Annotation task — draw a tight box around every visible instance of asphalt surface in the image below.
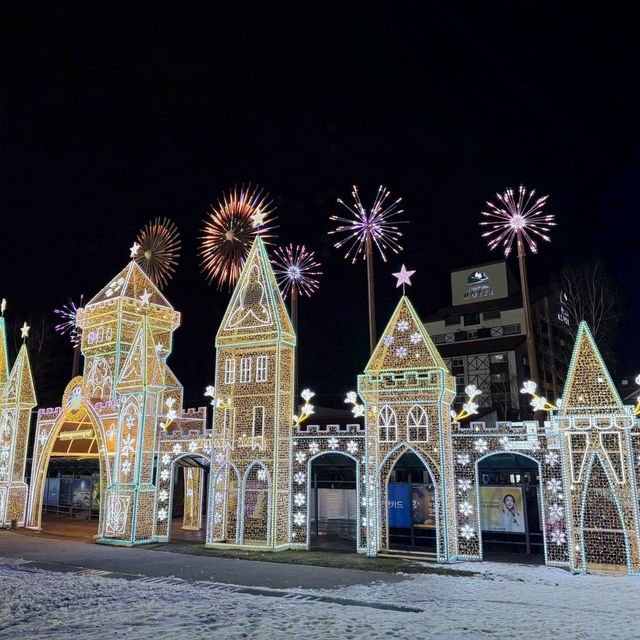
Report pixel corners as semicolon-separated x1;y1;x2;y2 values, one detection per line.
0;531;405;589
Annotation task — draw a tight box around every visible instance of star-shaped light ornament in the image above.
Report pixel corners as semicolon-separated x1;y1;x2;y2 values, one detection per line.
251;207;267;228
130;242;141;258
20;322;30;341
140;289;152;306
392;264;415;292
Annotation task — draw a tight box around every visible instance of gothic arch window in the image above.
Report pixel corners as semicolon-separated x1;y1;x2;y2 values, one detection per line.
87;357;112;399
377;405;397;443
407;405;428;442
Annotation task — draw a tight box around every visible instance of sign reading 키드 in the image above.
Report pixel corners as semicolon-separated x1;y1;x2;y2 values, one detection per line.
387;483;411;527
451;262;509;306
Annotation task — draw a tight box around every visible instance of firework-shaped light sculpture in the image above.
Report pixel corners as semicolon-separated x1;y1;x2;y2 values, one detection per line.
481;185;556;386
272;243;322;399
54;296;84;377
135;217;182;290
330;185;407;354
199;184;278;290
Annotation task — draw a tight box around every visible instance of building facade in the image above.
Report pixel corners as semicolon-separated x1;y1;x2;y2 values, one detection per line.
423;260;564;420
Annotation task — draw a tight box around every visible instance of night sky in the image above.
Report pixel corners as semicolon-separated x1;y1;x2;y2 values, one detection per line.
1;3;638;409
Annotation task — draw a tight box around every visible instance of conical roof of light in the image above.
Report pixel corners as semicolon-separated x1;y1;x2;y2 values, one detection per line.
559;321;623;415
364;295;447;375
1;343;36;406
216;236;295;347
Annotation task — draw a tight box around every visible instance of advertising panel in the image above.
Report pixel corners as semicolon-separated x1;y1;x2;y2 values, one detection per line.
479;486;525;533
451;262;509;306
411;484;436;528
387;484;411;527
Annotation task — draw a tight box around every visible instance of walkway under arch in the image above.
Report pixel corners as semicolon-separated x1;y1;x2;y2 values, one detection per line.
475;452;544;562
26;399;111;538
307;451;358;551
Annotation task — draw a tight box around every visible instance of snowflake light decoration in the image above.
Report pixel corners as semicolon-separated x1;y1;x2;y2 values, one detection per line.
460;524;475;540
480;185;555;257
199;184;278;290
271;244;322;299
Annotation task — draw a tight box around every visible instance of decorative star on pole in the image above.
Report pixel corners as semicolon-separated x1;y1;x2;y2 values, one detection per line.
251;207;267;228
130;242;141;258
392;264;415;293
20;322;30;341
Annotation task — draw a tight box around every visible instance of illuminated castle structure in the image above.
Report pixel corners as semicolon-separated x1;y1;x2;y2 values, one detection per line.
25;258;207;544
205;237;295;549
5;236;640;574
0;317;37;527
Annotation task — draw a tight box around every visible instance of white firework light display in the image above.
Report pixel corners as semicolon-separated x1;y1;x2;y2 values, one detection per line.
480;185;556;387
330;184;408;354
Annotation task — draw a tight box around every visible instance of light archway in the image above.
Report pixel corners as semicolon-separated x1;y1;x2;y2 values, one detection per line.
240;461;271;546
579;452;632;572
377;443;441;558
27;398;111;535
306;451;360;551
211;461;241;543
474;451;545;561
163;453;211;542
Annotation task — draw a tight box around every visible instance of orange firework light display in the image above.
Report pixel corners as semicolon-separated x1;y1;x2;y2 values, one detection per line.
199;184;278;290
135;217;182;290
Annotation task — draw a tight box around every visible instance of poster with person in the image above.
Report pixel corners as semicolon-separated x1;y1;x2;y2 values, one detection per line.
480;486;525;533
411;484;436;528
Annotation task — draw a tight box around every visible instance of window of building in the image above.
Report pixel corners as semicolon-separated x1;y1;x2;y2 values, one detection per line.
240;357;252;383
432;334;446;344
490;353;506;363
444;315;460;326
224;358;236;384
502;323;521;335
463;313;480;326
256;355;268;382
377;405;397;443
407;405;428;442
222;407;236;446
483;310;501;321
252;406;265;446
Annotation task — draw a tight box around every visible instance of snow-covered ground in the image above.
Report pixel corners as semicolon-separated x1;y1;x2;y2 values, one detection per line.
0;561;637;639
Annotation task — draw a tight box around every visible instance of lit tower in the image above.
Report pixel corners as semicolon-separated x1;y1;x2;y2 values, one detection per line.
0;321;37;527
77;254;182;544
206;236;295;550
553;322;640;573
357;289;457;560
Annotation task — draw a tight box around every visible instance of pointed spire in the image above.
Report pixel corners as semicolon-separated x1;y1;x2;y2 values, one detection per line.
365;295;447;375
0;317;9;391
116;317;166;392
87;261;172;309
216;236;295;346
1;343;36;406
560;321;622;413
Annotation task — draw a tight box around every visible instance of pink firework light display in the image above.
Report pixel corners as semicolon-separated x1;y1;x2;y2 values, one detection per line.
271;243;322;400
480;185;556;391
330;185;407;354
54;295;84;378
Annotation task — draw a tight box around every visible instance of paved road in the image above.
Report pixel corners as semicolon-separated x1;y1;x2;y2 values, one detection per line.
0;531;404;590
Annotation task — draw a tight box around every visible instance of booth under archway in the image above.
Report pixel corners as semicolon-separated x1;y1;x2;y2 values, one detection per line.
477;452;543;561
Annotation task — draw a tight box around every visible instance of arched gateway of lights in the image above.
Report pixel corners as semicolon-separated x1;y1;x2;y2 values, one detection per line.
1;236;639;573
